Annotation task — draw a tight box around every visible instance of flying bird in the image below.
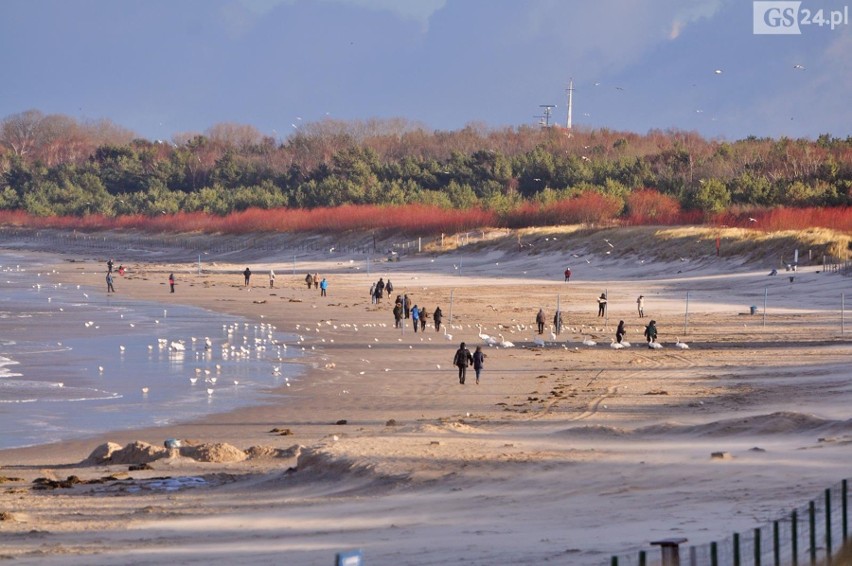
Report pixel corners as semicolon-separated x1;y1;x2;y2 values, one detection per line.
793;64;805;70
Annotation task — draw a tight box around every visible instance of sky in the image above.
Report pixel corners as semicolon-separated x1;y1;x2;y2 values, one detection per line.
2;0;850;142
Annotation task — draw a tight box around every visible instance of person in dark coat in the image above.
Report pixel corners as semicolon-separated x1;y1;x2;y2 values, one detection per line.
536;308;546;334
393;300;403;328
168;273;175;293
453;342;473;385
243;267;251;287
419;306;428;332
553;310;563;335
385;280;393;298
433;306;443;332
644;320;658;347
597;293;607;317
107;258;114;273
403;294;410;319
375;278;385;302
305;273;314;289
616;320;626;344
564;268;571;282
473;345;486;385
106;272;115;293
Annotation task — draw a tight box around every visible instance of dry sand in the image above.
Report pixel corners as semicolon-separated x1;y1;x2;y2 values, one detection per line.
0;237;850;565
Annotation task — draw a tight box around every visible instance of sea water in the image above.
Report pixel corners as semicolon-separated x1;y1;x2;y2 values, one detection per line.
0;251;302;450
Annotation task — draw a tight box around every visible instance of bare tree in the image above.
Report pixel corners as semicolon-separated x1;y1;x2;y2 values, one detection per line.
1;109;44;157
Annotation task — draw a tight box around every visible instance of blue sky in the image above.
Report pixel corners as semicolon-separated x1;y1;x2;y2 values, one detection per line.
2;0;850;142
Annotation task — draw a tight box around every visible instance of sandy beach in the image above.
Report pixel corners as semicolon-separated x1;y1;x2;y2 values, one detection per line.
1;232;850;565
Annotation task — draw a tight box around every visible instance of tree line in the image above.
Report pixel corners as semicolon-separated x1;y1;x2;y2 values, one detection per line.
1;109;850;219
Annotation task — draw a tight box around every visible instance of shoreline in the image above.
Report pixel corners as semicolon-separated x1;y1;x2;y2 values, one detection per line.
1;244;851;565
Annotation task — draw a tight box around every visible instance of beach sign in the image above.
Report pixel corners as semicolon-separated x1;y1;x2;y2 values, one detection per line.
335;549;363;566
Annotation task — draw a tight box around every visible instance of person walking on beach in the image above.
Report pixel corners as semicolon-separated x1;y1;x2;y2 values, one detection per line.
375;278;385;302
385;279;393;298
168;273;175;293
369;283;376;304
433;306;443;332
536;308;546;334
107;258;114;273
393;300;403;328
411;305;420;333
313;273;319;289
305;273;314;289
564;267;571;282
403;295;411;319
106;272;115;293
269;269;275;289
644;320;658;347
616;320;626;344
319;277;328;297
636;295;645;318
243;267;251;287
597;293;607;317
553;310;563;335
453;342;473;385
473;345;486;385
419;306;428;332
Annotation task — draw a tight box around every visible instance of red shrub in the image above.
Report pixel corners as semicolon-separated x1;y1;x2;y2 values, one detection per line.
624;189;682;225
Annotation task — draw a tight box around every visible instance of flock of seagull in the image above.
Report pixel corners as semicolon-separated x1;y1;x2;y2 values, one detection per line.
471;322;688;351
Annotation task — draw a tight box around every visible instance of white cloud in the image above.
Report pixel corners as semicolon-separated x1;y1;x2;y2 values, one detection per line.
235;0;446;25
670;0;725;38
338;0;447;24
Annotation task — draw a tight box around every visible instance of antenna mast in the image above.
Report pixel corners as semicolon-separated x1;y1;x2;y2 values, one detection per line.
566;77;574;130
539;104;556;128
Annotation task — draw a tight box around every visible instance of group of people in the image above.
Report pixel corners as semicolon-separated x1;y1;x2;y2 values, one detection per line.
391;295;435;333
370;278;393;304
104;258;124;292
614;319;658;348
304;273;328;296
530;293;657;347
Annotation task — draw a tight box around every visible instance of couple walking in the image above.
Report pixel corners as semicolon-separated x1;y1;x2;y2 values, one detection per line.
453;342;485;385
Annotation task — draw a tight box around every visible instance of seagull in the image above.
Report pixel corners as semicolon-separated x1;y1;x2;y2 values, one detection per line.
749;217;758;223
714;69;723;74
207;388;214;395
793;64;805;70
141;387;149;394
